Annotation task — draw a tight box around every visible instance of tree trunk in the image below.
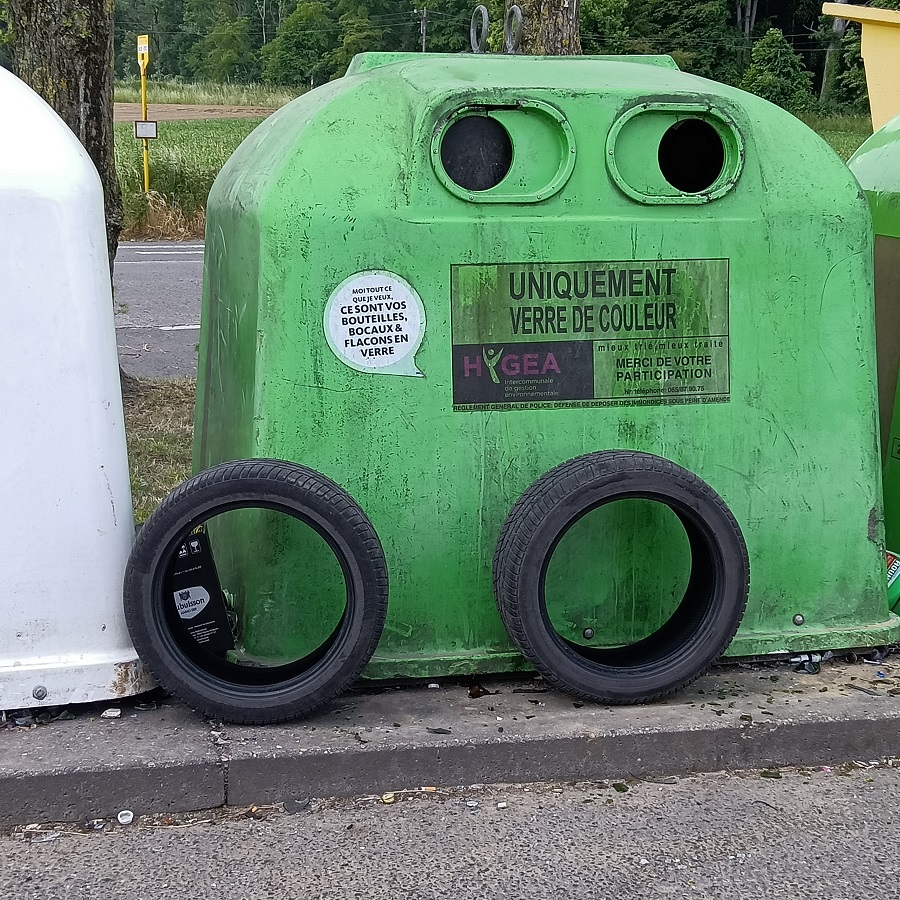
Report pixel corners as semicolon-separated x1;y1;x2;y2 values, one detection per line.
820;0;849;104
820;40;840;104
7;0;123;276
7;0;139;394
517;0;582;55
737;0;757;37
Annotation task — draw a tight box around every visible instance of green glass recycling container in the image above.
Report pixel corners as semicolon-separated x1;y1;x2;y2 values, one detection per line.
194;53;900;678
851;111;900;616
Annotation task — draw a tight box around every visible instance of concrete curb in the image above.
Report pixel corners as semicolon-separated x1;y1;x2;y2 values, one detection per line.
0;707;223;825
225;716;900;807
2;660;899;825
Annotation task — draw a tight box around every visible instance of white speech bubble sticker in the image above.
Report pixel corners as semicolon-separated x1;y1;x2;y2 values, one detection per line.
324;271;425;377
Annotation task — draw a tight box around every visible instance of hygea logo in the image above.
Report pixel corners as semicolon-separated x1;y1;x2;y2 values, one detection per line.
174;586;211;620
463;347;562;384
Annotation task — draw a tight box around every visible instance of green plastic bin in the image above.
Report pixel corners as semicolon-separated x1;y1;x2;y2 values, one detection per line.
850;112;900;615
194;53;900;679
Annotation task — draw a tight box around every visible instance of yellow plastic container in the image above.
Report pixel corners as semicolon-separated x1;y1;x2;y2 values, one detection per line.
823;3;900;130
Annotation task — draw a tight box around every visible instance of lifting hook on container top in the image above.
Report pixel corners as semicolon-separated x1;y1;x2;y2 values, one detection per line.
470;5;523;54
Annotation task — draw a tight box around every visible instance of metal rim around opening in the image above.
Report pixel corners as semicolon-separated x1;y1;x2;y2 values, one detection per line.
605;102;745;205
431;99;576;204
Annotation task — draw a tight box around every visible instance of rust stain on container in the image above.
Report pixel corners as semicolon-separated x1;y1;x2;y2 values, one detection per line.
110;659;154;697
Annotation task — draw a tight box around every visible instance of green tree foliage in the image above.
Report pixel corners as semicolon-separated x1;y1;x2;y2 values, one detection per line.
262;0;335;85
425;0;477;53
580;0;748;83
327;0;418;72
835;26;867;112
579;0;631;55
111;0;864;110
115;0;200;76
740;27;814;113
188;15;260;79
326;8;385;73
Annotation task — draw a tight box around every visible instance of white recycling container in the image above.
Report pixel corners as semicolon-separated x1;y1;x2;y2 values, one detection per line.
0;68;152;708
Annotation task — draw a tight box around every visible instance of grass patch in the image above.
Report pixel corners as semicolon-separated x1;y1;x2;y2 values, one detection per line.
802;114;873;161
115;119;262;238
115;78;299;108
124;378;196;522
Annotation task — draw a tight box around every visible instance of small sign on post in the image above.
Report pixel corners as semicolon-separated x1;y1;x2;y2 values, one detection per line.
136;34;152;194
134;121;158;140
137;34;150;71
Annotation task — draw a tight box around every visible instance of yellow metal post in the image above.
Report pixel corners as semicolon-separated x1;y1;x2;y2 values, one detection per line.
823;4;900;130
137;34;151;194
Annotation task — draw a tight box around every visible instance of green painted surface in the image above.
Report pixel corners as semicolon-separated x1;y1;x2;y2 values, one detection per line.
851;117;900;556
544;499;690;650
885;323;900;552
849;113;900;240
207;509;346;665
195;53;899;677
345;53;682;77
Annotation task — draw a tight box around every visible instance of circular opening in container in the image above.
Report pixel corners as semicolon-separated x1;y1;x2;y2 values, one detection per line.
658;118;725;194
160;505;350;686
543;498;692;654
440;115;513;192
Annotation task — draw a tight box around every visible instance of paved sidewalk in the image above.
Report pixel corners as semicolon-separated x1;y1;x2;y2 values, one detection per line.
1;658;898;826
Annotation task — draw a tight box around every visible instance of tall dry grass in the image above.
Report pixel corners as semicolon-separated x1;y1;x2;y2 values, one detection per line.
121;192;206;241
115;119;262;239
123;378;196;522
115;77;299;108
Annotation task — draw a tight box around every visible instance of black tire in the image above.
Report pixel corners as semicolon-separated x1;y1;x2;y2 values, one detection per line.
123;459;388;724
493;451;749;704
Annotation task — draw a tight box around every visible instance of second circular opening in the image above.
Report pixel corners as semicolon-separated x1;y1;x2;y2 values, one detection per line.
543;498;694;652
658;118;726;194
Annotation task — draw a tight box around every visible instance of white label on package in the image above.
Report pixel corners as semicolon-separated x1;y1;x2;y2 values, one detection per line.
324;271;425;377
173;586;211;620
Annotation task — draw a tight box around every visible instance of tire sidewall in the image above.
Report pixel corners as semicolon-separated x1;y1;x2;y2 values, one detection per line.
496;453;749;701
124;462;387;721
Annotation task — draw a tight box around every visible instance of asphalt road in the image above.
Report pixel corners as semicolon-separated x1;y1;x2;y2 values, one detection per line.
115;241;204;379
3;766;898;900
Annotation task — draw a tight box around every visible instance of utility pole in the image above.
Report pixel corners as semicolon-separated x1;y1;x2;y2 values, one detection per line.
415;6;428;51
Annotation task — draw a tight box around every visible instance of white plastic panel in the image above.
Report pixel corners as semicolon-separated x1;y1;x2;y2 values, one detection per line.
0;68;153;708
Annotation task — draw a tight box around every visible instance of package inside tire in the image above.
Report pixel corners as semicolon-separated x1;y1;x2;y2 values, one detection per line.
164;528;235;655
